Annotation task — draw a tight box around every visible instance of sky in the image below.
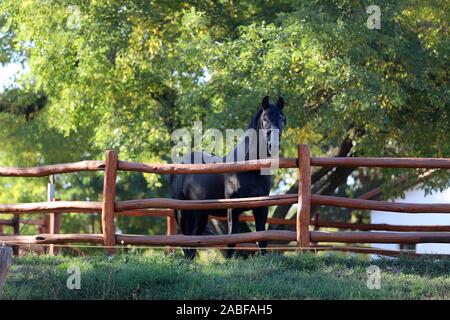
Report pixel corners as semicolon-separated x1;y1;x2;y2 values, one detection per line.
0;62;27;91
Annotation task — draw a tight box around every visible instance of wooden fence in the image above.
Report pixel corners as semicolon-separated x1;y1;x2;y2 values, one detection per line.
1;144;450;257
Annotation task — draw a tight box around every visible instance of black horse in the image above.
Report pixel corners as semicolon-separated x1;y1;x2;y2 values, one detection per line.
171;96;286;258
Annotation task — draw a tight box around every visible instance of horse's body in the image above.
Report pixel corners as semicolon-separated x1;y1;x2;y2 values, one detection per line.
171;96;285;258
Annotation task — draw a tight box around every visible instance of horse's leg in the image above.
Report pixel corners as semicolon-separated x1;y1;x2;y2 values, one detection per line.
181;214;207;259
226;209;240;259
194;214;209;236
180;210;197;259
184;213;209;259
253;207;269;255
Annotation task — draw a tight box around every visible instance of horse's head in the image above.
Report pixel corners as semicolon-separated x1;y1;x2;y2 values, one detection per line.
255;96;286;157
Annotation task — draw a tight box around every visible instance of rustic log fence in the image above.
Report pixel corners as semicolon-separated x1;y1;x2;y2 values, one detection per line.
1;144;450;257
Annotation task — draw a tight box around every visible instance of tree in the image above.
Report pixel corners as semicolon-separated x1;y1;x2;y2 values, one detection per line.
0;0;448;236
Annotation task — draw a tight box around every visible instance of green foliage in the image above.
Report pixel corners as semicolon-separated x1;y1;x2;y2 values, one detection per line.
5;1;447;158
0;1;448;232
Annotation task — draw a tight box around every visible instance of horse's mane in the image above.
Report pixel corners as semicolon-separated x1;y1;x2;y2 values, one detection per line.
224;108;264;162
246;108;263;130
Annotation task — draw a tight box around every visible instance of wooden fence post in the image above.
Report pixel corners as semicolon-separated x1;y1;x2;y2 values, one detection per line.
12;215;20;256
48;211;61;255
0;246;12;299
43;214;51;254
102;150;118;255
296;144;311;250
166;212;177;253
47;176;58;255
167;214;177;236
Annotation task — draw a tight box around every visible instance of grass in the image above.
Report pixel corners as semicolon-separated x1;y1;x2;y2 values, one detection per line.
3;249;450;300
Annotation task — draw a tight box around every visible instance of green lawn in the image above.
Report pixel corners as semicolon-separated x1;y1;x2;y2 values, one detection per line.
3;250;450;300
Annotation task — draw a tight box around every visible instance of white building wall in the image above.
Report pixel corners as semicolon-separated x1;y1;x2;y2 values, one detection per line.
371;186;450;254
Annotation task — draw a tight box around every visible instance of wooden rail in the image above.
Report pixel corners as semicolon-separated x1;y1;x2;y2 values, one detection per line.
310;231;450;243
115;194;297;211
1;145;450;257
118;158;297;174
212;215;450;232
311;195;450;213
0;231;294;245
211;215;296;225
1;194;449;215
5;210;447;232
116;209;173;217
0;201;102;213
3;230;450;246
314;220;450;232
310;157;450;169
0;160;105;177
2;156;450;178
0;219;13;226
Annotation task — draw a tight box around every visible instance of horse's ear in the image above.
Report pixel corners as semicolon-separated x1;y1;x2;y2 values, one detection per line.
262;96;270;110
277;96;284;110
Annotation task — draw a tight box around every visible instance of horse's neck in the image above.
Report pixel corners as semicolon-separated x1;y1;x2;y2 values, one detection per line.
224;129;268;162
